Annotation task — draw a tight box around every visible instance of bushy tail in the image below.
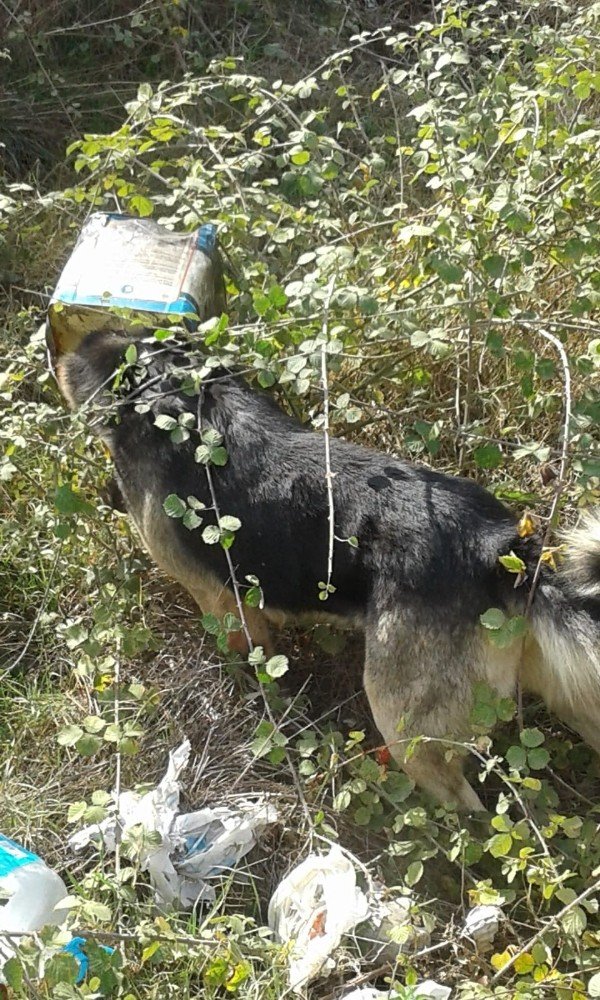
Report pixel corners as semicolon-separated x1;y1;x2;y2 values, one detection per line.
522;510;600;717
561;509;600;599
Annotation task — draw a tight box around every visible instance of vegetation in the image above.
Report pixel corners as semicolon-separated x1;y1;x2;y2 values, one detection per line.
1;0;600;997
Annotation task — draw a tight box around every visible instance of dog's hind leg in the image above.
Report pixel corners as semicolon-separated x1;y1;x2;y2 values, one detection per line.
363;609;520;811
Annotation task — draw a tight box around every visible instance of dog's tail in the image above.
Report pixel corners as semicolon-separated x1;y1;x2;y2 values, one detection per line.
561;509;600;599
523;509;600;719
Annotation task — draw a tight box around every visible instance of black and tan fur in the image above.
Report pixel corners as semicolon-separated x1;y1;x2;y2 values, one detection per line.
55;329;600;810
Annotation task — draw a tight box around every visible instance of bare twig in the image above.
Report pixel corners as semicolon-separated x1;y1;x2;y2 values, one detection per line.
523;325;572;616
320;274;337;600
195;393;312;826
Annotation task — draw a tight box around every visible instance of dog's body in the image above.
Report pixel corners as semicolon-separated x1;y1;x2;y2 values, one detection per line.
57;330;600;809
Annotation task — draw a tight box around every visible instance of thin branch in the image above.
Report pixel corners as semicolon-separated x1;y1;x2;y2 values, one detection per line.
320;274;337;600
522;325;572;616
195;394;312;826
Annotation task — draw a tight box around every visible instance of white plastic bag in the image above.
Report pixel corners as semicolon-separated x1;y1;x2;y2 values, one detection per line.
69;740;278;908
340;982;450;1000
268;844;369;992
462;904;503;949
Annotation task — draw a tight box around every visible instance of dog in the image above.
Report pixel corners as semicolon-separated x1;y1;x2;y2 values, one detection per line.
53;328;600;810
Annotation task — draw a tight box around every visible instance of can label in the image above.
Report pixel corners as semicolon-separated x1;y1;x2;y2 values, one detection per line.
0;834;39;878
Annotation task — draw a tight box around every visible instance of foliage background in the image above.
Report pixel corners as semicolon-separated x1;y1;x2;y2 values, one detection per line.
1;0;600;997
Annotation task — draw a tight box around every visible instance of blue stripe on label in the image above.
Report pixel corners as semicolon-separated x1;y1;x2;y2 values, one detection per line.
51;293;200;316
0;835;39;877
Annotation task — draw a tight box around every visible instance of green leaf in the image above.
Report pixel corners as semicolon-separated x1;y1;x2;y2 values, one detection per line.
505;745;527;770
561;905;587;937
487;833;513;858
354;806;372;826
76;734;102;757
405;860;424;886
248;646;266;667
429;254;464;284
245;586;262;608
202;524;221;545
201;613;221;634
520;727;544;748
480;608;506;630
170;426;190;444
129;194;154;217
182;509;203;530
219;515;241;532
67;800;87;823
474;443;503;469
499;552;526;573
44;952;79;989
3;958;24;990
83;715;107;734
155;414;178;431
291;150;310;165
527;747;550;770
83;899;112;923
124;344;138;365
266;654;289;678
258;370;276;388
483;254;506;279
211;446;228;466
58;724;84;747
55;485;94;517
163;494;186;518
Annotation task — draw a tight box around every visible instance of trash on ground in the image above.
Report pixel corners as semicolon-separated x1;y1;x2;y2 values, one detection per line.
268;843;370;993
69;739;279;908
340;983;450;1000
0;833;69;971
462;904;503;950
360;882;431;961
339;990;390;1000
414;982;452;1000
63;936;114;985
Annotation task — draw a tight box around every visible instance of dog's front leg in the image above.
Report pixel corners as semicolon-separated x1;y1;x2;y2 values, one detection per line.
190;581;274;658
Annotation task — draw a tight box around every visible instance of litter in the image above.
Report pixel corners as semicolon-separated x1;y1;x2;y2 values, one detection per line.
361;883;431;960
0;833;69;973
462;904;503;950
268;844;369;993
340;990;391;1000
414;982;452;1000
339;982;450;1000
69;739;279;908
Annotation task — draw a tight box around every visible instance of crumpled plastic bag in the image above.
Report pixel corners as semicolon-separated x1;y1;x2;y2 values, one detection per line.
340;982;451;1000
462;904;503;949
340;990;390;1000
268;844;369;992
68;740;279;908
413;983;452;1000
362;883;431;959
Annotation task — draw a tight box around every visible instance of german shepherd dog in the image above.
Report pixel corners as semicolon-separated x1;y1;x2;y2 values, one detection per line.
54;329;600;810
